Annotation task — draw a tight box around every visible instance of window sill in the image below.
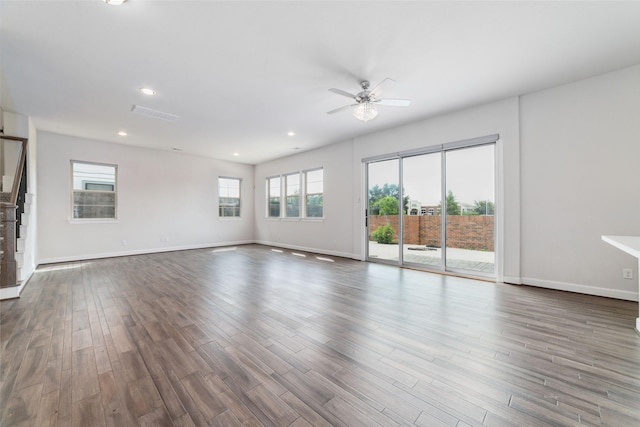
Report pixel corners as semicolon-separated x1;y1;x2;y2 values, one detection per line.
218;217;242;220
264;217;324;222
68;219;119;224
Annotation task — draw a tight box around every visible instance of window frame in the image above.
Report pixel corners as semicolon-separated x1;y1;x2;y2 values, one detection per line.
265;167;323;220
266;175;282;218
70;160;118;221
304;167;324;219
284;172;301;218
218;176;242;218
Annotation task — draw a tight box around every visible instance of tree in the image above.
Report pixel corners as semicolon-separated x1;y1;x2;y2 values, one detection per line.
438;190;460;215
376;196;400;215
368;183;409;215
473;200;495;215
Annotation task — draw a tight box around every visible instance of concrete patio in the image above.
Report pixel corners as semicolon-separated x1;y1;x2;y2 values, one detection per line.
368;242;495;274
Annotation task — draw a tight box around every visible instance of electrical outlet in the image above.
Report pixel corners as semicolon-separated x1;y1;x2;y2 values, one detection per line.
622;268;633;279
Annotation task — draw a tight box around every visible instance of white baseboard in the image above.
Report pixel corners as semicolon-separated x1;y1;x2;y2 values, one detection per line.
0;267;34;300
254;240;359;260
502;275;522;285
0;282;25;299
521;276;638;302
37;240;255;265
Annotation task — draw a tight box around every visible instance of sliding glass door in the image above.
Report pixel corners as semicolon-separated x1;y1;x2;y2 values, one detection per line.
402;153;442;269
365;137;496;278
444;144;495;275
367;159;400;263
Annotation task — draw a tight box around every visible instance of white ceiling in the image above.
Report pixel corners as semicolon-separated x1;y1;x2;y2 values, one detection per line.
1;1;639;164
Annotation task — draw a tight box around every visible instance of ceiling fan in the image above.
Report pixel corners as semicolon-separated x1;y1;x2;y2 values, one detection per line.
327;78;411;122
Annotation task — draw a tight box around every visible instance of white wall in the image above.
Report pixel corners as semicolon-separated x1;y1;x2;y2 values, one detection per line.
1;110;29;138
254;97;521;283
37;132;255;263
520;65;640;301
1;138;21;192
254;141;356;258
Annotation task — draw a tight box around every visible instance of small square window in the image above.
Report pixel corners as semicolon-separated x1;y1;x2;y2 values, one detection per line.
71;161;117;219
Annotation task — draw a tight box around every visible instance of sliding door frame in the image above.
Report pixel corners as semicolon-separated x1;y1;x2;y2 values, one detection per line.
364;134;499;278
364;158;403;265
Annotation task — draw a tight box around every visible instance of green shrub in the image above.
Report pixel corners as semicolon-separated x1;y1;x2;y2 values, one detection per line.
372;224;395;244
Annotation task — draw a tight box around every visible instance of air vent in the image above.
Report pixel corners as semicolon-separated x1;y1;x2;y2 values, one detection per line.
131;105;179;122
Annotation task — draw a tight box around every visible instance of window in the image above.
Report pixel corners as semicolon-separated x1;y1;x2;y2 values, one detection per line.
285;173;300;217
267;176;281;217
218;177;241;217
305;168;323;217
72;161;117;219
85;182;114;191
265;167;323;219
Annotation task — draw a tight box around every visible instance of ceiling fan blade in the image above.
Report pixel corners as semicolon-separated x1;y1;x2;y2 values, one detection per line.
375;98;411;107
328;88;357;99
326;104;357;115
369;78;396;98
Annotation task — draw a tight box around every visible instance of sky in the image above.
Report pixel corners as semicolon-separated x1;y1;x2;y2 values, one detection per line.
368;144;494;206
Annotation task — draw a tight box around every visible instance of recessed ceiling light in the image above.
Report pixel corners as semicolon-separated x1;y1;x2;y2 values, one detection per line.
172;148;182;151
103;0;127;5
139;87;156;96
117;131;127;136
287;131;295;136
233;153;239;157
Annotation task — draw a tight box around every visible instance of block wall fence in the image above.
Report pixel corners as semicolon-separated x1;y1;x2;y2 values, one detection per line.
369;215;495;251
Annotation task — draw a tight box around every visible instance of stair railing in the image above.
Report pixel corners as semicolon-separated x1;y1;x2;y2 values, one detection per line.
1;135;28;289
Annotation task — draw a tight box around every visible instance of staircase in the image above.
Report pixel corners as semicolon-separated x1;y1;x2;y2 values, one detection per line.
0;135;29;298
14;193;33;283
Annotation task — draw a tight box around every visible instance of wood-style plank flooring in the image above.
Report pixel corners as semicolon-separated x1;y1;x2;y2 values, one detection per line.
1;244;639;426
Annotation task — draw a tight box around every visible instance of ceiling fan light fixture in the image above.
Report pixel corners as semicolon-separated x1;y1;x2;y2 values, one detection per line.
353;102;378;122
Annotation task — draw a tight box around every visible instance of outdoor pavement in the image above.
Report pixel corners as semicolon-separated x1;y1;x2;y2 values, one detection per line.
368;242;495;274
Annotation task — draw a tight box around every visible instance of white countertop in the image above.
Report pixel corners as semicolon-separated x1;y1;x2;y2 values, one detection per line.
602;235;640;259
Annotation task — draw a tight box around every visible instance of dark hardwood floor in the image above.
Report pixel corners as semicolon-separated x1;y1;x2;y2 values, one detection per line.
1;244;639;426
